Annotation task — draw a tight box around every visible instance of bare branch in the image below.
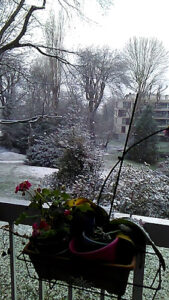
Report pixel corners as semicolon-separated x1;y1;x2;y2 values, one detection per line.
0;0;25;42
0;114;61;125
0;1;46;55
17;43;76;66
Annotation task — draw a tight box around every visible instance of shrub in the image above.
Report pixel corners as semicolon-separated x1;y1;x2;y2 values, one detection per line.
26;134;62;167
127;105;159;164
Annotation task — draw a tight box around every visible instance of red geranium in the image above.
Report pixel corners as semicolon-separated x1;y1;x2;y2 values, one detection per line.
15;180;32;195
64;209;71;216
39;220;51;231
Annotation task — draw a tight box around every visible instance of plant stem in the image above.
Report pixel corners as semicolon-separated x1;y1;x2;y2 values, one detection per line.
108;92;140;218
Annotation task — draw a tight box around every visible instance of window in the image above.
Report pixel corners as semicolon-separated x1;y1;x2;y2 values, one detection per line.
123;102;131;109
156;119;168;125
118;110;126;117
122;118;130;125
154;111;168;117
121;126;126;133
155;103;168;109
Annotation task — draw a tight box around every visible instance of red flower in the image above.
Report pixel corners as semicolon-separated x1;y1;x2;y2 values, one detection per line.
39;220;50;231
32;223;39;237
15;181;32;194
64;209;71;216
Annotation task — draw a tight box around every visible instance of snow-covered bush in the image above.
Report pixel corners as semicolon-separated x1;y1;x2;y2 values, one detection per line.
26;133;62;167
100;163;169;219
157;158;169;177
42;101;103;193
45;134;103;196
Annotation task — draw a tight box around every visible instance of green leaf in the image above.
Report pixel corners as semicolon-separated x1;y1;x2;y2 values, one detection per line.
110;218;166;271
15;212;40;225
15;212;28;225
60;192;70;201
76;203;94;213
41;188;51;197
29;202;40;209
51;190;60;198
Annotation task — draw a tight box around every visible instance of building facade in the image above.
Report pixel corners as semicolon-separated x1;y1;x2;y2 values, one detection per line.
114;93;169;139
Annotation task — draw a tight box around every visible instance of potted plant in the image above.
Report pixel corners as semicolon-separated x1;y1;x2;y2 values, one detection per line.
15;182;165;296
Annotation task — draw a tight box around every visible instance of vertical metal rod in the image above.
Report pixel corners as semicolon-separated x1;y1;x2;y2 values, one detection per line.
100;289;105;300
9;222;17;300
68;284;72;300
39;279;44;300
132;247;146;300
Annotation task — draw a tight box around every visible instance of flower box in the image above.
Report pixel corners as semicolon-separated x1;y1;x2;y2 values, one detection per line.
14;182;165;297
23;242;136;296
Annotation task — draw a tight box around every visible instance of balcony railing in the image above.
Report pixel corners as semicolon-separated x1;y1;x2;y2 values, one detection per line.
0;198;168;300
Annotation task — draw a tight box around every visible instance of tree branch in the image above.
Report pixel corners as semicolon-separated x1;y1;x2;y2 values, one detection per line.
0;114;61;125
17;43;75;65
0;1;46;55
0;0;25;42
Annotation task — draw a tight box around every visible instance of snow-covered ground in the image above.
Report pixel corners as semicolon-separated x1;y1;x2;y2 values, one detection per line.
0;150;57;199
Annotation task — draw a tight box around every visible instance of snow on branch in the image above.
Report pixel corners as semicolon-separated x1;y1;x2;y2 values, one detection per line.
0;114;61;125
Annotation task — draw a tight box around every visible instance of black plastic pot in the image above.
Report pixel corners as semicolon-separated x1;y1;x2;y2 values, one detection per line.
23;242;136;296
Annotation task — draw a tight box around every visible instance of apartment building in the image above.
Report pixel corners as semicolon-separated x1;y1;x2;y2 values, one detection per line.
114;93;169;139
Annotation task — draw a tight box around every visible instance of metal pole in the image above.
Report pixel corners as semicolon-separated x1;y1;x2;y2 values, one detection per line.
9;222;17;300
68;284;72;300
132;247;146;299
100;289;105;300
39;280;44;300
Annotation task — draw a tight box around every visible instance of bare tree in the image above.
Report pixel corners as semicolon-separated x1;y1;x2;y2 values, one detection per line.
0;52;28;118
76;47;127;139
123;37;169;96
44;11;65;111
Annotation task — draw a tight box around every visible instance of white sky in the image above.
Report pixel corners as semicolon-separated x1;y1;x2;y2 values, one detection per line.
65;0;169;50
63;0;169;91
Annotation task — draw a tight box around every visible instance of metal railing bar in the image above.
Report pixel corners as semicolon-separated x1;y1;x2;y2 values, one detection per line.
100;289;105;300
39;280;44;300
9;222;17;300
68;284;72;300
132;247;146;300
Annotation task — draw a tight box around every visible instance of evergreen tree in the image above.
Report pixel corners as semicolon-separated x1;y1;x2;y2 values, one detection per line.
127;106;159;164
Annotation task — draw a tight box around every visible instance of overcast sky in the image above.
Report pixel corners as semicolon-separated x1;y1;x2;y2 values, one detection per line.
64;0;169;91
65;0;169;50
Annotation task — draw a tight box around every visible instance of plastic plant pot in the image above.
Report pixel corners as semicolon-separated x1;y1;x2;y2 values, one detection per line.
69;236;119;262
77;231;108;251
